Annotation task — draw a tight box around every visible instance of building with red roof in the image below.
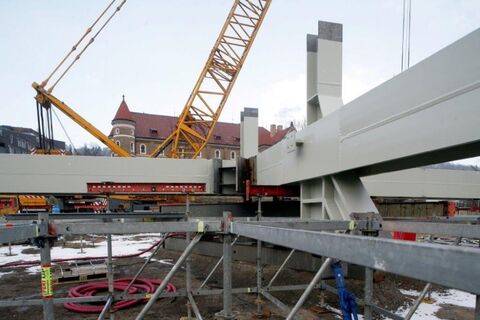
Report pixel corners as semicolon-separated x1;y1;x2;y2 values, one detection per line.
109;97;294;159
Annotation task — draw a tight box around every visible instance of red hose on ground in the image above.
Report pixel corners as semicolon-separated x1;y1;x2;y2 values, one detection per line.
0;232;186;268
64;277;176;313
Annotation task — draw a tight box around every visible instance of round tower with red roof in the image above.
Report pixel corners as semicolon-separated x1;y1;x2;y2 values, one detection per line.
110;95;136;155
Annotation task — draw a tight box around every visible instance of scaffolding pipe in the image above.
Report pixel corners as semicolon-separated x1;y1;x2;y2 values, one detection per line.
261;291;292;316
188;292;203;320
285;257;333;320
106;234;114;320
364;267;373;320
39;213;55;320
97;296;113;320
185;195;192;319
197;236;239;290
404;283;432;320
123;234;166;294
135;233;202;320
222;233;234;318
256;197;263;315
475;295;480;320
267;249;296;288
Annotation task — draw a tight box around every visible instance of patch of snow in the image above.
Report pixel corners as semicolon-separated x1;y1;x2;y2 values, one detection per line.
0;270;14;278
0;233;164;275
150;258;174;266
25;266;40;275
396;289;475;319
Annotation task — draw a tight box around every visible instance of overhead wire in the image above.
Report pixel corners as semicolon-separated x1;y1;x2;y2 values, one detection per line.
401;0;412;71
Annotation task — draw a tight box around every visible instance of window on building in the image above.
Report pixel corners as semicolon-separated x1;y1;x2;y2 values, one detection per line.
115;128;120;134
116;140;120;146
215;149;221;159
130;142;134;152
230;151;236;160
140;143;146;155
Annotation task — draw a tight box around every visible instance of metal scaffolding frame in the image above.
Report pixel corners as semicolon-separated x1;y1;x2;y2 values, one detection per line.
0;211;478;319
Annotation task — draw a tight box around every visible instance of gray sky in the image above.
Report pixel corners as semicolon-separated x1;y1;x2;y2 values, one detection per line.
1;0;479;163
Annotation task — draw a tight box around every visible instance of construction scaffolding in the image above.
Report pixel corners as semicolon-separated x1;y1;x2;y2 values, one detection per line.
0;208;478;319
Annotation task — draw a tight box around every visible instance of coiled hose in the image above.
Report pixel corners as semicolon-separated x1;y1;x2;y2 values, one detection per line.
64;277;176;313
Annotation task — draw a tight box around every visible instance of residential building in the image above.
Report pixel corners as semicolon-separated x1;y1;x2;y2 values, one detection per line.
0;125;65;154
109;98;294;158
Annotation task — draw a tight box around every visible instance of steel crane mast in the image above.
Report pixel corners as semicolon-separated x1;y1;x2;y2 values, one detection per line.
149;0;272;158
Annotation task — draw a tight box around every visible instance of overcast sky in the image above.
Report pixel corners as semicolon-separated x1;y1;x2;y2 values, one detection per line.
1;0;479;163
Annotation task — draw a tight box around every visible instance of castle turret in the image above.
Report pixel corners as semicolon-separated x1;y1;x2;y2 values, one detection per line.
110;95;136;155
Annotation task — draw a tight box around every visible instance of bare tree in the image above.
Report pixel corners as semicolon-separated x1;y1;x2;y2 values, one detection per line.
76;143;110;156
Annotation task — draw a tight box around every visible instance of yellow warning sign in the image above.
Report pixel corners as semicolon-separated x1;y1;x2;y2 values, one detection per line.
41;265;53;298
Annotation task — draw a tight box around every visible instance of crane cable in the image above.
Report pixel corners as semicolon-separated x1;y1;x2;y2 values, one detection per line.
43;0;128;93
52;108;78;155
41;0;117;88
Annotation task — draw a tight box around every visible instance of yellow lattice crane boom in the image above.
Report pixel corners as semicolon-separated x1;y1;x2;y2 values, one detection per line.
149;0;272;158
32;0;270;158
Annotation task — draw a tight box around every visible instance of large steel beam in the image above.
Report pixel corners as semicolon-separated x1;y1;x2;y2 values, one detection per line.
54;221;221;235
257;29;480;185
382;220;480;239
230;222;480;294
0;154;215;194
1;155;479;200
363;168;480;200
0;224;42;243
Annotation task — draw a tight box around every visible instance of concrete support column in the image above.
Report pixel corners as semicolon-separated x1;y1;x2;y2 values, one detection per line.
240;108;258;159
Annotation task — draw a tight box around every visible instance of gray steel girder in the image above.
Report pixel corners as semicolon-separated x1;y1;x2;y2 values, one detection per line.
230;222;480;294
257;28;480;185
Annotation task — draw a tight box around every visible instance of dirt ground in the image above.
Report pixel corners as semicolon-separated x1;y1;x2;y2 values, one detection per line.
0;241;475;320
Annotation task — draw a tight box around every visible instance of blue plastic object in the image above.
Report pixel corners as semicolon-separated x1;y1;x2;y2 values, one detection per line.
331;261;358;320
52;205;60;214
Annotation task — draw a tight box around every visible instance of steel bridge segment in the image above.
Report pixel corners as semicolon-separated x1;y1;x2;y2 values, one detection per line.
362;167;480;200
230;222;480;294
1;154;480;199
0;224;42;243
0;154;215;194
257;28;480;186
4;213;185;221
54;221;222;235
381;220;480;239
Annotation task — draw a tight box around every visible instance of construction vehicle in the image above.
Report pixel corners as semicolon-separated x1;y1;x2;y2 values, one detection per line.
33;0;271;159
0;195;50;214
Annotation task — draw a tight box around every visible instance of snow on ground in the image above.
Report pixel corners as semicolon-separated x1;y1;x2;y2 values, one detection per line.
396;288;476;319
0;233;163;276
